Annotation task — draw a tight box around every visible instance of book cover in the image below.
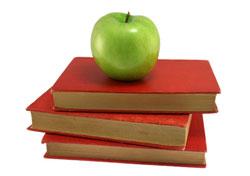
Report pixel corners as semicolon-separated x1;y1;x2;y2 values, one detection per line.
52;57;220;93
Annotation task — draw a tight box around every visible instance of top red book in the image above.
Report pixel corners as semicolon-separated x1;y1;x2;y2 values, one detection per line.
52;57;220;113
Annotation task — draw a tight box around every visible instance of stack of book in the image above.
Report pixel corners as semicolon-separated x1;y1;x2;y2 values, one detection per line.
27;57;220;167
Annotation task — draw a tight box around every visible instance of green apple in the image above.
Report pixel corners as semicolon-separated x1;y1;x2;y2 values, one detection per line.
91;12;160;81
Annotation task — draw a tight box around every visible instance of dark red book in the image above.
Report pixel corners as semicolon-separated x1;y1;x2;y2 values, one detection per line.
43;114;206;167
52;57;220;113
27;90;191;149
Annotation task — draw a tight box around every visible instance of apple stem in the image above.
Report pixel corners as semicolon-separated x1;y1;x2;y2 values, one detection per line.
125;11;130;23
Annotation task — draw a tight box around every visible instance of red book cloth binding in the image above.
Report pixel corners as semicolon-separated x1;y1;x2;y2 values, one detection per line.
52;57;220;94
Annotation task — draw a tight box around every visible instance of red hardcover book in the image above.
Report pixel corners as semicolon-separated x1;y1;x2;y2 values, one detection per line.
43;114;206;167
51;57;220;113
27;90;191;149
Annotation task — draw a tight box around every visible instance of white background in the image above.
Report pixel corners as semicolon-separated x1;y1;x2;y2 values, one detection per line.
0;0;249;175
